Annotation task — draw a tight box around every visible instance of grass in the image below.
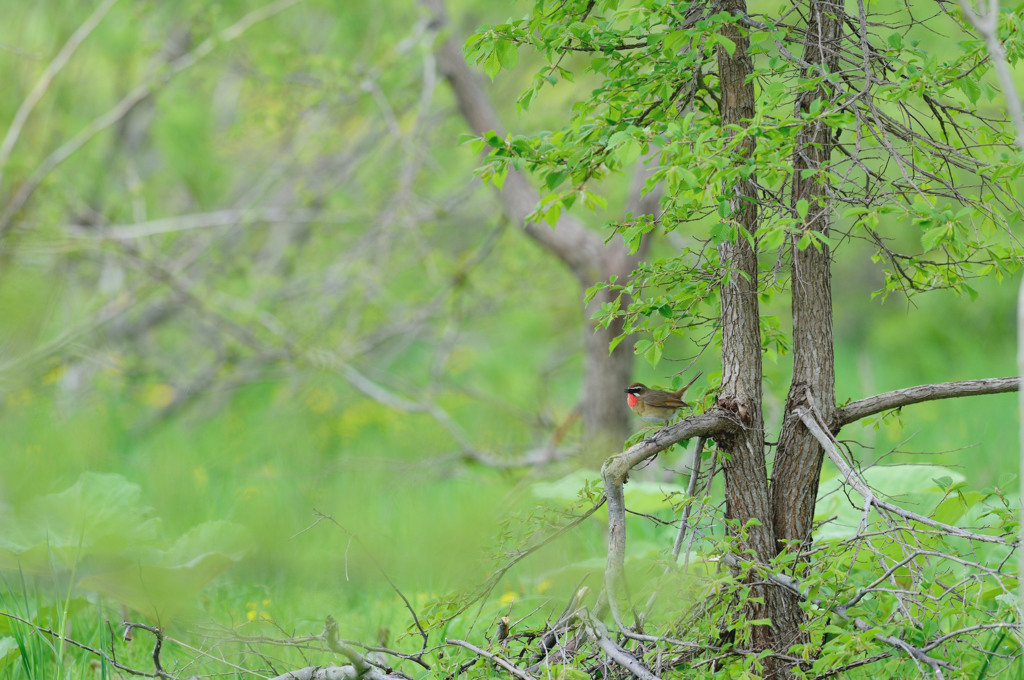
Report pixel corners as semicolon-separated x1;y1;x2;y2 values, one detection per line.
0;271;1019;678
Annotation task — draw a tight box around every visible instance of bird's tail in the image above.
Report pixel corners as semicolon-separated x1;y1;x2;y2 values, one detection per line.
673;371;703;399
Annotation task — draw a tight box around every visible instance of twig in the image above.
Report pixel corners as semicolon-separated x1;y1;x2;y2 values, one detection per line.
310;512;430;653
0;611;168;678
445;638;536;680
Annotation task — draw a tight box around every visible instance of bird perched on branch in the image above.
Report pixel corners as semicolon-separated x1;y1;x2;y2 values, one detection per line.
625;373;702;424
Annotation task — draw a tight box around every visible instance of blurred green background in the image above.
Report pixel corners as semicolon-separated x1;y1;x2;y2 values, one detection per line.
0;0;1018;676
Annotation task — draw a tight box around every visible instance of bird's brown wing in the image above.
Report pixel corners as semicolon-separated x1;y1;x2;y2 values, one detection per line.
660;397;689;408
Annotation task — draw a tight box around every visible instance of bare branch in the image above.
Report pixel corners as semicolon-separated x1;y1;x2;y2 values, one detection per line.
834;377;1019;429
799;397;1014;545
0;0;120;187
579;611;662;680
445;638;536;680
0;611;169;678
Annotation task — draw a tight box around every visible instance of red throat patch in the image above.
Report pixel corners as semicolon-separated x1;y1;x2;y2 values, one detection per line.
627;394;638;408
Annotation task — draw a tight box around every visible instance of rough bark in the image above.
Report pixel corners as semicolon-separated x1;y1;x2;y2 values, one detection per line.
768;0;843;651
425;0;645;453
713;2;792;670
771;0;842;550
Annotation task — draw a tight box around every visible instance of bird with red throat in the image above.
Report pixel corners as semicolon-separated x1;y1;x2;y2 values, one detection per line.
624;373;702;424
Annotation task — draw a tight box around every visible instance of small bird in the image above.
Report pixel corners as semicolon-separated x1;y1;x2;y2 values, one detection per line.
625;373;702;424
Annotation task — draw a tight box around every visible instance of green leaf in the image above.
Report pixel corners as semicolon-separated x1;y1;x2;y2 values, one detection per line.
545;170;568;189
495;40;518;69
796;199;810;220
644;341;662;367
921;226;946;251
483;50;502;80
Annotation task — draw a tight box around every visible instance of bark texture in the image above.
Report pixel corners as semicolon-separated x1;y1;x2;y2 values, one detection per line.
713;2;792;670
770;0;842;555
766;0;843;652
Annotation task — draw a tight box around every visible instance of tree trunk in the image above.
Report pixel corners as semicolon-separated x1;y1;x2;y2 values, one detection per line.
583;268;636;456
769;0;842;648
425;4;640;454
713;3;794;671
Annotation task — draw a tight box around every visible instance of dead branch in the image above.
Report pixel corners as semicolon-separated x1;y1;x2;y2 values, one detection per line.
0;611;167;678
579;611;662;680
445;638;536;680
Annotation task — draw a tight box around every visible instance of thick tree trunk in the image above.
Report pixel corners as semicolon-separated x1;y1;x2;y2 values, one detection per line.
769;0;842;652
713;3;794;672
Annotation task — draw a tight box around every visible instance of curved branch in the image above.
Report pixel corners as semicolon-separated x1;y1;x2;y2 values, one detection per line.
834;377;1019;430
601;409;738;623
421;0;628;284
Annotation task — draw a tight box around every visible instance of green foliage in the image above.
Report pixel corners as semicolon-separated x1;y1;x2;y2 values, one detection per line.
0;0;1021;677
468;0;1024;360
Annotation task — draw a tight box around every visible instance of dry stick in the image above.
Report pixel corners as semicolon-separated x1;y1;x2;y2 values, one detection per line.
0;611;170;679
121;623;170;678
797;400;1014;546
445;638;536;680
578;610;662;680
